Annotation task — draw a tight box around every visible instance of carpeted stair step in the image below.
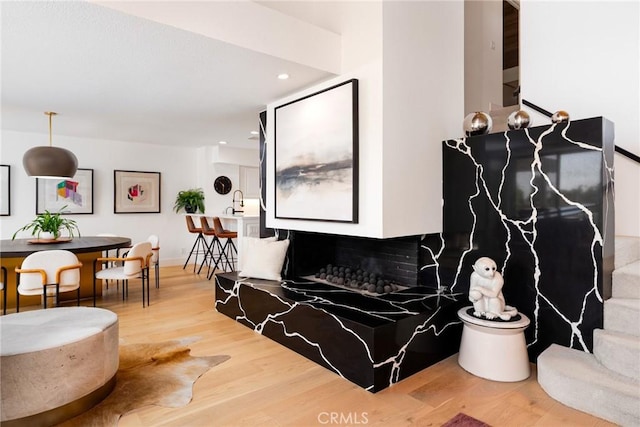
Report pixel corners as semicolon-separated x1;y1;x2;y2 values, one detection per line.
613;260;640;299
537;343;640;426
593;329;640;381
616;236;640;269
604;298;640;337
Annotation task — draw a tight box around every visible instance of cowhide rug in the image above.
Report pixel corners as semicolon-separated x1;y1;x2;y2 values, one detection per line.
59;337;229;426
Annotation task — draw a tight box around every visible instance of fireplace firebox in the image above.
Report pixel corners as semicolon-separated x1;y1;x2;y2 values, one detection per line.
285;231;421;288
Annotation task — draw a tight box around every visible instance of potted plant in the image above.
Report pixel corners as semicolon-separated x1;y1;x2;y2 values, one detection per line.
12;206;81;240
174;188;205;214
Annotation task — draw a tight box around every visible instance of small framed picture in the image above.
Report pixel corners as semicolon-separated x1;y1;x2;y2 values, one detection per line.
36;168;94;214
0;165;10;216
114;170;161;214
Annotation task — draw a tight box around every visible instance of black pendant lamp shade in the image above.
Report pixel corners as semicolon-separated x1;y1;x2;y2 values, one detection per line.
23;112;78;179
23;146;78;179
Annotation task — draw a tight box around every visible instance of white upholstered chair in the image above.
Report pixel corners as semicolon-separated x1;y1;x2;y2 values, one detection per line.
147;234;160;288
15;250;82;312
96;233;120;289
93;241;152;307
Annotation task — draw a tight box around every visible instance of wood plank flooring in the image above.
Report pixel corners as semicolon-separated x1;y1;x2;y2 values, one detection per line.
92;266;614;426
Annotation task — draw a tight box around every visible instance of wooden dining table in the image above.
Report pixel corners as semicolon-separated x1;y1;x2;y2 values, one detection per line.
0;236;132;310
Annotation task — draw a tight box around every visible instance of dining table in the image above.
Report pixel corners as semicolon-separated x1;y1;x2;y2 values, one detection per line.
0;236;132;310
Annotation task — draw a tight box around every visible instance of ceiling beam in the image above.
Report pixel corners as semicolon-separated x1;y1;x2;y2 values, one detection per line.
90;1;342;74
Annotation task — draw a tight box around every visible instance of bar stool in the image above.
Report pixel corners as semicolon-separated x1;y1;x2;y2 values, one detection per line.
198;217;226;279
212;217;238;277
183;215;208;272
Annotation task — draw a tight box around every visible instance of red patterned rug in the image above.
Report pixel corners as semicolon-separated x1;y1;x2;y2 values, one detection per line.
441;412;491;427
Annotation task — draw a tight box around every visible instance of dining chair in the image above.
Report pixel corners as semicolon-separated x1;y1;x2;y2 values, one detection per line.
93;241;153;307
147;234;160;288
1;266;7;315
97;233;120;290
15;250;82;312
183;215;208;272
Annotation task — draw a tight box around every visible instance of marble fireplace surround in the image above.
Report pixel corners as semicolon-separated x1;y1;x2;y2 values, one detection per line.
429;116;615;359
215;272;465;392
232;115;615;391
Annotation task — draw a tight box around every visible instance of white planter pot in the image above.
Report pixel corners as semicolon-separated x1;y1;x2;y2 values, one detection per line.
40;231;56;240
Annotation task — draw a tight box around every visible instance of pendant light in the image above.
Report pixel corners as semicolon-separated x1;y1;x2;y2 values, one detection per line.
23;112;78;179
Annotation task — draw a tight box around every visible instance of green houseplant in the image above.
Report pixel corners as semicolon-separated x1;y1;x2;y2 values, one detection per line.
12;206;81;240
174;188;205;214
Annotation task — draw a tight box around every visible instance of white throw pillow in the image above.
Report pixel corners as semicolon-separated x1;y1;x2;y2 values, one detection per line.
238;237;289;281
237;236;277;272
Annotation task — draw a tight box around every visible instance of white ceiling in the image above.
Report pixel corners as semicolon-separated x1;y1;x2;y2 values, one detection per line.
0;1;340;149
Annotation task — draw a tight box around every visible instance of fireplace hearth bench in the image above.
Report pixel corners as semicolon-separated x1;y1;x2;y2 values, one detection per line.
215;272;465;392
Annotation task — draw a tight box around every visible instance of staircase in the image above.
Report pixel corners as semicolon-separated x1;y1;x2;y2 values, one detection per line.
537;236;640;426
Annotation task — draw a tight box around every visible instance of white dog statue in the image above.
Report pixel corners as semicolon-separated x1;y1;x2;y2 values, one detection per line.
469;257;518;320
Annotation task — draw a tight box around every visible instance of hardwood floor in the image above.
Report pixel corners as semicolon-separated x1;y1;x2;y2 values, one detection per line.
94;266;613;427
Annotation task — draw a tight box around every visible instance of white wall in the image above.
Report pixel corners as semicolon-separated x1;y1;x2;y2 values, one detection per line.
196;145;260;216
382;1;464;236
464;0;504;114
266;64;385;237
265;2;384;237
266;1;464;238
0;130;201;264
520;0;640;237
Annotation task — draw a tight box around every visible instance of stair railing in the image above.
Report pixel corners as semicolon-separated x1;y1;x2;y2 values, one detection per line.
522;98;640;166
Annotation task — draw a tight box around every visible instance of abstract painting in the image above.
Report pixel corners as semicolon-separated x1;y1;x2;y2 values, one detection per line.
274;79;358;222
36;168;93;214
114;170;161;214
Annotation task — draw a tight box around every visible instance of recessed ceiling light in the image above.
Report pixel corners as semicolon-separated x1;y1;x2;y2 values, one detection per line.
250;131;259;135
277;73;290;80
219;140;227;145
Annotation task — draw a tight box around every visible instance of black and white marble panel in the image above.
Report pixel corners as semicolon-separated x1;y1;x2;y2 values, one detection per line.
421;117;615;359
215;272;465;392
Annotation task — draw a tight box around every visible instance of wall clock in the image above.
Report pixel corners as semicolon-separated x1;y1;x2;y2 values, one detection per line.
214;176;232;195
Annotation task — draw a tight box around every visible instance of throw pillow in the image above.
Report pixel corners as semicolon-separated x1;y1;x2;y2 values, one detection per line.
237;236;277;272
238;237;289;281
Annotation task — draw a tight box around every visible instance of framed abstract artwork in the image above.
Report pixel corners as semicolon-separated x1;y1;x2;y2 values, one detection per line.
274;79;359;223
0;165;10;216
114;170;161;214
36;168;93;214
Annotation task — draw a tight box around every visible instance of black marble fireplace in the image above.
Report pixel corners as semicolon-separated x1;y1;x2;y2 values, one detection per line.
286;232;420;288
422;116;615;359
215;114;614;392
215;272;464;392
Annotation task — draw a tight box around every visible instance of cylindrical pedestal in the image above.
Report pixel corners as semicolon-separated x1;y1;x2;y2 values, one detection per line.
457;307;531;382
1;307;119;425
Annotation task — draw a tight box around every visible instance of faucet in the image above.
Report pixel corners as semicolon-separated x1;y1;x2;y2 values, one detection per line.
232;190;244;214
224;206;234;215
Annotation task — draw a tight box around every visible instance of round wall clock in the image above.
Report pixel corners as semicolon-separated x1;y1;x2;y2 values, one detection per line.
214;176;232;195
